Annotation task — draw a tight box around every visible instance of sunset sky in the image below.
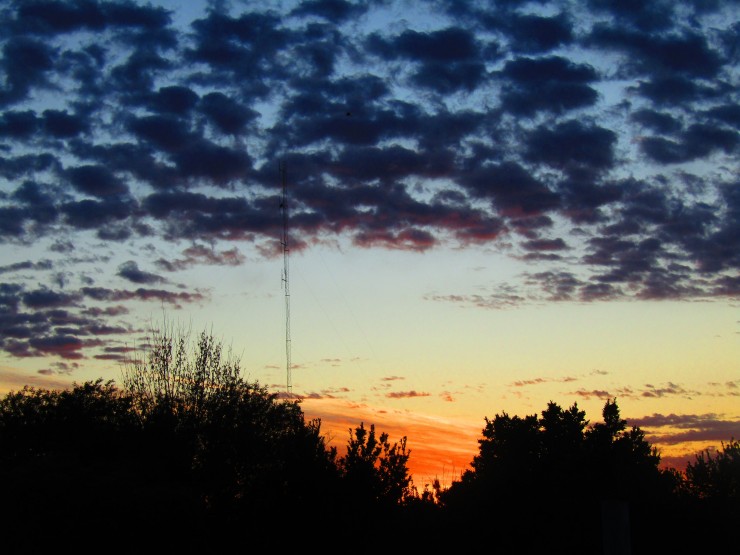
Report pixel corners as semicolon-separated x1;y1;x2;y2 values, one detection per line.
0;0;738;488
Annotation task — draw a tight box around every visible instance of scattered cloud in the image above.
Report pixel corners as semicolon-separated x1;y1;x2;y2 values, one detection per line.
0;0;738;364
630;412;740;445
386;390;431;399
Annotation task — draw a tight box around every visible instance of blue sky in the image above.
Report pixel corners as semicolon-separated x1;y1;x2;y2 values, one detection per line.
0;0;738;483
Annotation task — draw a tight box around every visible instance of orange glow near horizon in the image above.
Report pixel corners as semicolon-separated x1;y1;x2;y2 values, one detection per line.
300;397;481;489
0;365;730;489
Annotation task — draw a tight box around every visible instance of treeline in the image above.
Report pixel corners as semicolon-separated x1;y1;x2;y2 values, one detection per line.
1;328;737;554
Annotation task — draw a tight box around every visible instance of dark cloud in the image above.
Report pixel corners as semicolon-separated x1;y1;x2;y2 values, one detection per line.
368;27;480;62
81;305;130;317
28;334;84;359
503;13;574;53
521;238;568;252
8;181;58;227
526;271;582;301
460;162;560;216
367;27;487;93
110;47;173;94
290;0;368;23
143;191;271;240
588;25;724;78
171;140;252;184
386;390;431;399
81;286;205;306
116;261;165;285
586;0;677;32
640;124;739;164
630;109;682;134
525;120;617;173
185;10;289;92
155;245;245;271
12;0;171;36
0;109;39;138
127;114;192;151
0;0;738;363
0;280;142;361
354;227;437;251
703;104;740;128
631;75;723;106
148;85;199;115
22;288;80;309
42;109;88;138
0;259;53;274
198;92;257;135
641;382;692;398
568;389;614;400
0;37;56;106
631;412;740;445
61;198;134;231
557;177;624;224
499;56;599;115
511;378;547;387
66;164;128;197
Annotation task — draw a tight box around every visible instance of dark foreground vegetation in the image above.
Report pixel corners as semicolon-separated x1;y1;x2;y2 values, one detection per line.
1;329;737;554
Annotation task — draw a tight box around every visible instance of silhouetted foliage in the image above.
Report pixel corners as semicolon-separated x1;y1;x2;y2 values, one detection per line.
121;324;340;521
443;398;666;505
686;438;740;499
338;422;412;507
3;345;738;554
0;378;136;461
438;398;674;553
0;380;145;552
0;325;420;551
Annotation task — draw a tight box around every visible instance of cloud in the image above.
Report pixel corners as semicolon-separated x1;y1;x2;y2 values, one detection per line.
116;261;165;285
502;13;574;53
630;412;740;445
568;389;615;400
0;0;738;363
424;286;527;310
156;244;246;271
81;286;205;306
640;382;695;399
0;259;53;274
498;56;599;115
510;375;579;389
511;378;548;387
290;0;369;23
588;25;723;78
386;390;431;399
524;120;617;173
367;27;487;93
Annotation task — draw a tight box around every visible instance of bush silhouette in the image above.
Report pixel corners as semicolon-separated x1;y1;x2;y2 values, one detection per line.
0;325;418;552
437;399;675;553
2;326;739;553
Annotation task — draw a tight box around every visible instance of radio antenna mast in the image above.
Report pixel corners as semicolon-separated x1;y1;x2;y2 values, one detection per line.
279;160;292;397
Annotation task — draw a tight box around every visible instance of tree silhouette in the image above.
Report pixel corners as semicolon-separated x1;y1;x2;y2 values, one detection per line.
120;324;343;531
9;336;739;554
0;380;146;552
338;422;412;507
438;398;672;554
686;438;740;500
0;327;346;550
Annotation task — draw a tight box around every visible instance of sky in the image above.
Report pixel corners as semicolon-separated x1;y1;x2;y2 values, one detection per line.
0;0;738;488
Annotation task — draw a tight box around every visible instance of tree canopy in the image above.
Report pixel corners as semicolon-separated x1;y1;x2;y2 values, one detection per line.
0;325;414;550
1;327;737;553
